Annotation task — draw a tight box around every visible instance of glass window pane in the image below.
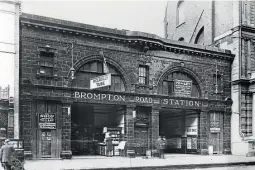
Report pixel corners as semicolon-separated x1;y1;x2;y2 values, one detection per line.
90;62;97;72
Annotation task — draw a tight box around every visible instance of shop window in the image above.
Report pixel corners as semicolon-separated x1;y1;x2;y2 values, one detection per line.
73;61;125;92
177;0;185;26
37;46;57;77
240;93;252;137
138;65;149;85
160;71;200;97
194;27;204;45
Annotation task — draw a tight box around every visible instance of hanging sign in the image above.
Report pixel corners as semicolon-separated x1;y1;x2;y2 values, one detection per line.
174;79;192;97
38;113;56;129
90;74;111;89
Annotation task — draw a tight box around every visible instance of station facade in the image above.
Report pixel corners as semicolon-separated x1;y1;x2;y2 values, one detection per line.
20;13;234;158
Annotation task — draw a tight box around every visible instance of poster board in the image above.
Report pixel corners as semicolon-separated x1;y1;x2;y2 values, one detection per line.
38;113;56;129
174;79;192;97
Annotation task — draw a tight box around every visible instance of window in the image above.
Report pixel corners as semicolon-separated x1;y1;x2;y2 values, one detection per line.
139;65;149;85
178;37;185;41
194;27;204;45
8;115;14;128
240;93;252;137
160;71;200;97
177;1;185;25
37;46;57;77
73;61;125;92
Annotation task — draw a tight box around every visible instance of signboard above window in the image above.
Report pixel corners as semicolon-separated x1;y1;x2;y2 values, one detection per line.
174;79;192;97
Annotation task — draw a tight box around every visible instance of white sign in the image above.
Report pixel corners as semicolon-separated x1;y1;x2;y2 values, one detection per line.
186;127;197;135
90;74;111;89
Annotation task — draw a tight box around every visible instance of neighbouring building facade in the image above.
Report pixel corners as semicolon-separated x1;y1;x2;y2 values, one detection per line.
0;0;20;140
20;13;233;158
0;86;14;145
164;0;255;156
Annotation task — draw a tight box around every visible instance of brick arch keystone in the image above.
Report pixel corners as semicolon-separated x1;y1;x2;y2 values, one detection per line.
156;66;203;97
72;55;130;89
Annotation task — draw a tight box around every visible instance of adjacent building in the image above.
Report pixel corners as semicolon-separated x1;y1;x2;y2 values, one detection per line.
20;13;233;158
0;0;20;140
164;0;255;156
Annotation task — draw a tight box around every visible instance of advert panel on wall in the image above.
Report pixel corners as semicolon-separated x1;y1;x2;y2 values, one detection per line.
38;113;56;129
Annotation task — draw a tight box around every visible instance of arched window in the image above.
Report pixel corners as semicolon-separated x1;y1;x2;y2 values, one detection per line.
195;27;204;45
177;1;185;25
178;37;185;41
72;60;125;92
159;71;200;98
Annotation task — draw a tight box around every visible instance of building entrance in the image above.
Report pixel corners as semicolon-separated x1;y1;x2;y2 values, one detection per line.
159;109;199;154
71;103;125;155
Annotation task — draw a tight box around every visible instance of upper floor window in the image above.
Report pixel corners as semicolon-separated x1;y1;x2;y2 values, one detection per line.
178;37;185;42
160;71;200;98
72;61;125;92
194;27;204;45
37;46;57;77
177;1;185;26
139;65;149;85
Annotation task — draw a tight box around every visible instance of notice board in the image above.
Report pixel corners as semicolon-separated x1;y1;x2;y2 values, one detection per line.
38;113;56;129
174;79;192;97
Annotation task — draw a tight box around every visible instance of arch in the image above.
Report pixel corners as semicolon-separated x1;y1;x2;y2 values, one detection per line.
178;37;185;41
177;0;185;25
156;66;202;97
72;55;130;90
194;26;204;45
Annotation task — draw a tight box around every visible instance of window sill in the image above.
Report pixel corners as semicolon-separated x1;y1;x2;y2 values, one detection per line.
176;21;185;28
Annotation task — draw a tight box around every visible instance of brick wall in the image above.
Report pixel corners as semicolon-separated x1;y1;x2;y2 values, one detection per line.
20;13;233;156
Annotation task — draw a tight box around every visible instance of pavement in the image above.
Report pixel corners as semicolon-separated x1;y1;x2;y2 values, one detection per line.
2;154;255;170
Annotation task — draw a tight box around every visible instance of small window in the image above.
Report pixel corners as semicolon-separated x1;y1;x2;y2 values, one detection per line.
37;46;57;77
177;1;185;26
178;37;185;41
139;65;149;85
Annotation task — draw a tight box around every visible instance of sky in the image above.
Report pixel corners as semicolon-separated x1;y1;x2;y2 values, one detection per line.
21;0;168;37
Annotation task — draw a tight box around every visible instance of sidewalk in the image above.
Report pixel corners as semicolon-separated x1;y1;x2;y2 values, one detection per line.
2;154;255;170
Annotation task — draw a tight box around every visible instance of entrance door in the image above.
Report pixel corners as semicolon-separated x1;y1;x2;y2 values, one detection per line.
41;130;52;157
134;127;148;156
210;133;220;154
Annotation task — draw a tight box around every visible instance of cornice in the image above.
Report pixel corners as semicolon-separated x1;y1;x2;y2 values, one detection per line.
20;14;234;61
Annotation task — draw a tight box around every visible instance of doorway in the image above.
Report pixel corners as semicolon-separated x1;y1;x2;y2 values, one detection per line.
159;109;199;154
71;103;125;155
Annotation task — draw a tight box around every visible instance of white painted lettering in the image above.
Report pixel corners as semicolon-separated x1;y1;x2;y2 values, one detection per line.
81;92;86;99
75;92;80;98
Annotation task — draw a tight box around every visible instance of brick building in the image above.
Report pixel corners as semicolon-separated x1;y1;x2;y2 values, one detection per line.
0;86;14;145
20;13;233;158
164;0;255;156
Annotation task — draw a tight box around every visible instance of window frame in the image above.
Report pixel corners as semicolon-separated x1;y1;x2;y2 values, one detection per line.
176;0;185;26
138;65;149;86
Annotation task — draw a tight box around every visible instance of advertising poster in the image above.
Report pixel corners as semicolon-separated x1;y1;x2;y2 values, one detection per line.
187;137;191;149
174;79;192;97
38;113;56;129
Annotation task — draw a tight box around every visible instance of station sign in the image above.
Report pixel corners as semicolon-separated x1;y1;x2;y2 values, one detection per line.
174;79;192;97
90;74;111;89
38;113;56;129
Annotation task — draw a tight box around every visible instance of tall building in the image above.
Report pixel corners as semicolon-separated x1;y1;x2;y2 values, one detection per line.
19;13;233;158
165;0;255;155
0;0;20;140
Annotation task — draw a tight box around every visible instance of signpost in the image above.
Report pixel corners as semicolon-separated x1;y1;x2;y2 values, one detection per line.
38;113;56;129
174;79;192;97
90;73;111;89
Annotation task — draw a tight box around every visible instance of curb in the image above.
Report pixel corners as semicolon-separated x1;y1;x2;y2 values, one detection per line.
64;161;255;170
